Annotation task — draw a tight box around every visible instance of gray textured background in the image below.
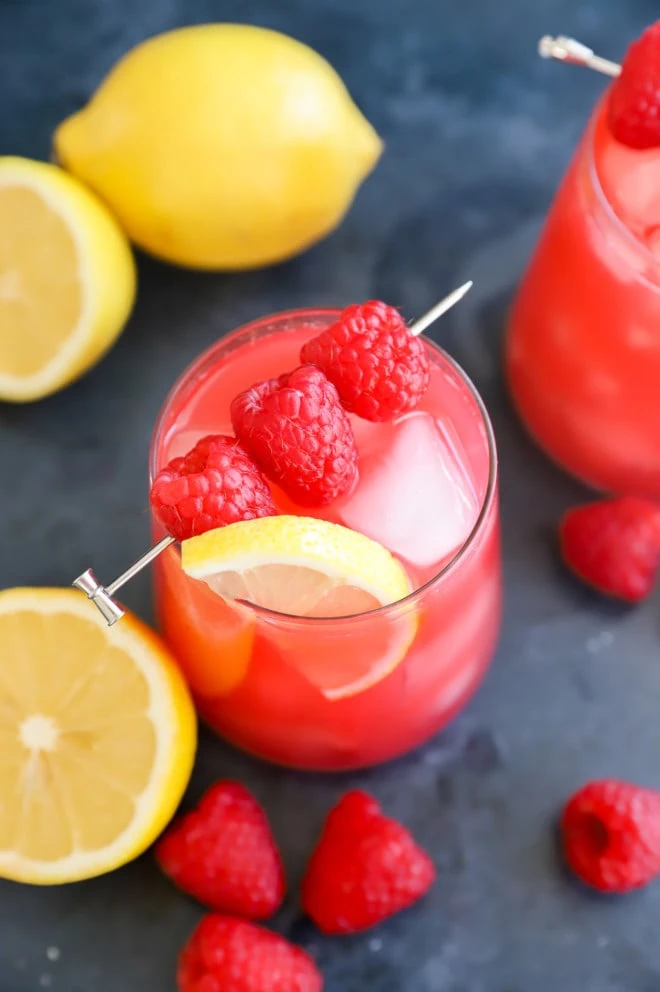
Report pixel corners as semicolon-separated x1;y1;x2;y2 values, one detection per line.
2;1;660;989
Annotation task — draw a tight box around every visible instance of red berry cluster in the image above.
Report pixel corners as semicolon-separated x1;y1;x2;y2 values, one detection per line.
157;782;435;992
163;774;660;992
150;301;430;537
162;772;660;992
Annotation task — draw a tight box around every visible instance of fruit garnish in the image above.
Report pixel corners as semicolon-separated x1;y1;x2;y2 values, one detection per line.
561;779;660;893
54;24;382;271
301;300;430;421
0;156;135;403
608;22;660;149
181;515;417;699
156;780;285;918
177;915;323;992
181;515;411;617
559;496;660;602
231;366;358;506
301;789;435;933
0;587;196;884
150;434;276;542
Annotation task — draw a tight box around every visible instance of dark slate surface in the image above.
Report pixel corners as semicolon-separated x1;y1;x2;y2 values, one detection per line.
2;1;660;989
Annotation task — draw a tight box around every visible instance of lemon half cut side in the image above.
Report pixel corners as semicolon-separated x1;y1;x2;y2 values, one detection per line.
0;157;136;402
0;587;196;884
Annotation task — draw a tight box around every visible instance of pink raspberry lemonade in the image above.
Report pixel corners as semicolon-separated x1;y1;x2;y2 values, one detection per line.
150;308;501;770
507;27;660;496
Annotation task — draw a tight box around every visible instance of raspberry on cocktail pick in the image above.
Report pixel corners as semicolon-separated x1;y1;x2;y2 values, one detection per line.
149;434;276;542
300;283;472;422
538;31;660;150
71;281;473;625
231;365;360;506
301;300;429;422
608;24;660;149
539;34;660;148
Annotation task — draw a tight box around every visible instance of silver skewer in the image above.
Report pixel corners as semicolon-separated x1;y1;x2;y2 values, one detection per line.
74;536;175;624
73;279;474;624
410;280;472;336
538;35;621;78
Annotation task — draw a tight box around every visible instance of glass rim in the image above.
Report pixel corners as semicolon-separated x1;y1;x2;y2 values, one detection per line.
587;93;660;282
149;306;498;623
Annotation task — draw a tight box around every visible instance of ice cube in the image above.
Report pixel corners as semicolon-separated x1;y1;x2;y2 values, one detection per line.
336;411;479;570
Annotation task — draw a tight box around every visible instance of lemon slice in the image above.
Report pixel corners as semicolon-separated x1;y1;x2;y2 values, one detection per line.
0;157;136;402
181;516;412;616
181;516;417;699
0;587;196;884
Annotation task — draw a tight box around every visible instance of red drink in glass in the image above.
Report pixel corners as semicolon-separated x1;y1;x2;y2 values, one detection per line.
151;309;501;770
507;95;660;496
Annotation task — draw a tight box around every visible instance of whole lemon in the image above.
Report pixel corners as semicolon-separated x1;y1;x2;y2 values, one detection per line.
54;24;383;270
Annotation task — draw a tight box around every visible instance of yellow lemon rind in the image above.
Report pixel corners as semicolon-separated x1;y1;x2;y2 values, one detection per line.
0;587;196;885
0;157;136;403
54;25;382;271
181;515;412;612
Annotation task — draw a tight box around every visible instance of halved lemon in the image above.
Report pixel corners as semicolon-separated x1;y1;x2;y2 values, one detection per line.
0;587;196;884
181;516;418;699
0;157;136;402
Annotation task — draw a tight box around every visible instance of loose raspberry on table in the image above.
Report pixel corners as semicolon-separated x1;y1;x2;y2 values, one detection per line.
300;300;430;422
230;365;358;506
608;21;660;149
301;789;435;934
561;779;660;893
559;496;660;602
177;915;323;992
156;781;285;919
150;434;275;542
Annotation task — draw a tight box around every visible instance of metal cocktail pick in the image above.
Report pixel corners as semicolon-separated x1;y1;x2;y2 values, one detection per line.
74;280;474;625
538;35;621;78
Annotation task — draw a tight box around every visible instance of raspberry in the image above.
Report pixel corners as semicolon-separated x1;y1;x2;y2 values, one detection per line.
177;916;323;992
301;790;435;934
559;496;660;602
300;300;429;422
608;22;660;149
150;434;275;542
155;781;285;919
231;366;358;506
561;779;660;893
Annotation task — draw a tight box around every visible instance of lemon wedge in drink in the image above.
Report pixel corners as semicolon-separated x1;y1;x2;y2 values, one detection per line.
181;515;412;616
181;516;418;699
0;587;196;884
0;157;135;402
